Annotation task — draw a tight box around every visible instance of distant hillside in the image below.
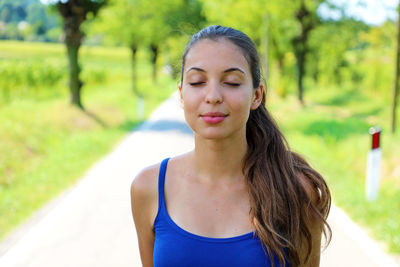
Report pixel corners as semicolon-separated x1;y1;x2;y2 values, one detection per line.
0;0;61;42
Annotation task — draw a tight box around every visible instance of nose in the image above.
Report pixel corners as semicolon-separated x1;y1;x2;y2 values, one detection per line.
205;82;223;104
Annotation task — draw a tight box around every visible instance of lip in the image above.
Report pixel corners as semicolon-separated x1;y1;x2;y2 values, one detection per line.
201;112;228;117
200;112;228;124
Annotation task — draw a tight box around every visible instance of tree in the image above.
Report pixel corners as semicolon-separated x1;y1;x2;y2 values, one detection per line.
91;0;174;94
90;0;145;96
0;0;60;41
139;0;204;82
308;18;368;88
91;0;204;90
200;0;274;84
291;0;323;104
140;0;178;83
53;0;107;110
198;0;325;102
392;3;400;133
265;2;298;97
159;0;205;78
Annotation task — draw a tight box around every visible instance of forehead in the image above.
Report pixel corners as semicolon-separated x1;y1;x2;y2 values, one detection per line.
184;39;250;74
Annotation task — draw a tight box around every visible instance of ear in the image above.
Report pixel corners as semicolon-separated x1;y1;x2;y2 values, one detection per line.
250;84;264;110
178;84;184;108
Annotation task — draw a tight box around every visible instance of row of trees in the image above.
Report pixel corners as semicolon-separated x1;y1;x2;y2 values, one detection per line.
0;0;60;41
50;0;204;110
7;0;399;132
200;0;323;104
89;0;204;96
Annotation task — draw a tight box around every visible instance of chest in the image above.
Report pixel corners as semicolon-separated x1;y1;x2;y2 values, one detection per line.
164;173;253;238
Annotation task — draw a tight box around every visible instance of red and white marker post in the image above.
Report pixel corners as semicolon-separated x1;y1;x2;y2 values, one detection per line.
365;127;382;201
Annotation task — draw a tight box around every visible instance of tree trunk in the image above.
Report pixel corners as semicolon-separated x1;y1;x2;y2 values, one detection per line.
392;4;400;133
297;48;305;104
131;44;144;119
56;1;106;110
271;36;285;73
150;44;158;82
67;43;83;109
292;0;315;105
59;3;85;110
131;44;138;96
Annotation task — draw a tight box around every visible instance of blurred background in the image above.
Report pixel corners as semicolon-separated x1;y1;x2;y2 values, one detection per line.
0;0;399;262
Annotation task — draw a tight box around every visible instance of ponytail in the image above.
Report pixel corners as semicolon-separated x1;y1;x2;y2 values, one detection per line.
244;93;331;266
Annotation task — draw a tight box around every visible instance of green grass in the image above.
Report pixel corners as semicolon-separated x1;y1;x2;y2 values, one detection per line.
0;40;176;241
268;87;400;254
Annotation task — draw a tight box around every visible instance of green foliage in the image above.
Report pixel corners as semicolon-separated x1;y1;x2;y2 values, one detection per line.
200;0;266;42
0;0;29;23
0;59;66;99
0;0;61;41
162;34;191;79
89;0;204;48
0;40;176;240
0;41;117;102
88;0;148;46
308;19;368;87
305;17;397;105
199;0;325;100
86;0;204;96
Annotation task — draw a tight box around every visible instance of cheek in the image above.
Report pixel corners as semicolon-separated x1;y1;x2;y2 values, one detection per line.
227;90;253;113
182;92;197;111
181;92;199;123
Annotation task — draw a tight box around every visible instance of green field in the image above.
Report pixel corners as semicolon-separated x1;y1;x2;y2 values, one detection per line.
0;40;399;255
0;40;176;240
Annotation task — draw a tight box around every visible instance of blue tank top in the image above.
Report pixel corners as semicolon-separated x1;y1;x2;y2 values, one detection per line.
153;158;288;267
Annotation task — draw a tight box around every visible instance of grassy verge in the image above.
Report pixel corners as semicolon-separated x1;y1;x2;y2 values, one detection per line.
0;41;176;241
268;86;400;253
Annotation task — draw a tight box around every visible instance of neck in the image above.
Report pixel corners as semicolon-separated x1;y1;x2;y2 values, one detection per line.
190;132;248;184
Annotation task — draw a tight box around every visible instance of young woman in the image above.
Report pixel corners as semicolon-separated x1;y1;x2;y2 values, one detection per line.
131;25;331;267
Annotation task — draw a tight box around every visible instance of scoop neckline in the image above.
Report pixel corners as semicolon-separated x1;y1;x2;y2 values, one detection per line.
159;157;256;243
162;198;255;243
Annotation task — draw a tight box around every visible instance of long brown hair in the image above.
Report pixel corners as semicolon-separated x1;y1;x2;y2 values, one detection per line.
181;25;331;267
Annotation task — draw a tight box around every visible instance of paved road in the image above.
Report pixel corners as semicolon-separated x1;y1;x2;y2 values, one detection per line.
0;93;398;267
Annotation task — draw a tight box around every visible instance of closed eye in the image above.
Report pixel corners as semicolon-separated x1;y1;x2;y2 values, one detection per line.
189;82;204;86
225;82;241;87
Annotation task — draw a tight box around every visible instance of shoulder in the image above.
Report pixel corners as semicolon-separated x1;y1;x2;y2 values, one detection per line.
130;163;162;266
131;163;160;198
130;162;161;227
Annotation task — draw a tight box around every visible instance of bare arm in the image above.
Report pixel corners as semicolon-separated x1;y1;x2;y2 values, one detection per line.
130;165;159;267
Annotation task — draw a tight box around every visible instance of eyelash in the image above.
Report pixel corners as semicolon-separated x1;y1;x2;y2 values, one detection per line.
226;83;240;87
189;82;241;87
189;82;204;86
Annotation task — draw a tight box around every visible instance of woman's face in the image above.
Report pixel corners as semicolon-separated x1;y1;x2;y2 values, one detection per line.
179;38;263;140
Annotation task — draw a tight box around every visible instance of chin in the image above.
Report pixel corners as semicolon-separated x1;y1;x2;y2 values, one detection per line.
194;129;233;140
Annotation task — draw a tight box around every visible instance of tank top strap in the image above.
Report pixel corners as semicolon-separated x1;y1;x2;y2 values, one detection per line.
157;158;170;212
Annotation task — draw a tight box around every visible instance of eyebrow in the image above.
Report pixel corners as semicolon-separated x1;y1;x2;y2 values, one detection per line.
186;67;245;74
186;67;205;73
223;67;245;74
